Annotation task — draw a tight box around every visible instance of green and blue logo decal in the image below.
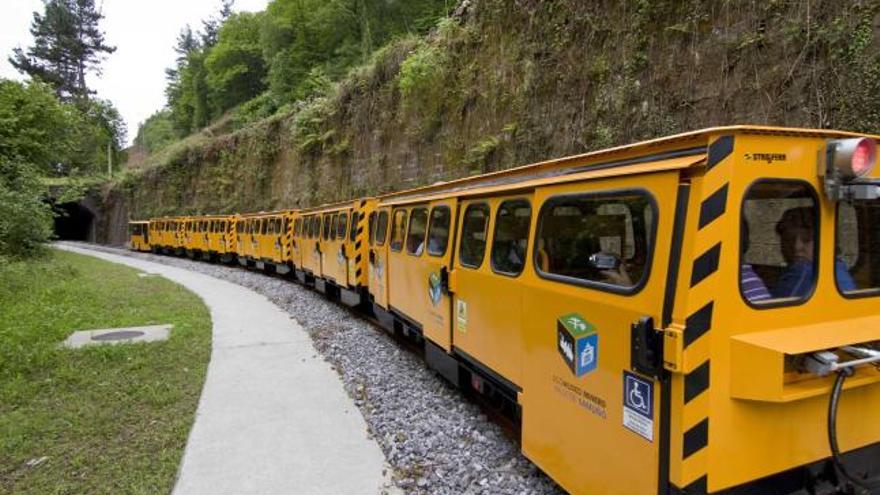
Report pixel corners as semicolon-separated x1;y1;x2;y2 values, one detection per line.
428;271;442;306
557;313;598;377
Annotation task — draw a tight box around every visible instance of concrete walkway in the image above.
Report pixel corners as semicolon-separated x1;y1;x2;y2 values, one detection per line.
54;243;390;495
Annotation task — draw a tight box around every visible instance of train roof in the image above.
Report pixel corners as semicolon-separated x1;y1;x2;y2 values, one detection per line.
378;125;878;205
295;198;374;215
237;210;291;218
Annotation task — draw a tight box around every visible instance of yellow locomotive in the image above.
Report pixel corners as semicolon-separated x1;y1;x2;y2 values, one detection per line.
127;220;150;251
130;126;880;495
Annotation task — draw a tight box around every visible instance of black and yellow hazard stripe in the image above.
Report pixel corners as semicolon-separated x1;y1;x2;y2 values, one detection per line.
670;135;734;495
283;214;293;261
353;199;369;283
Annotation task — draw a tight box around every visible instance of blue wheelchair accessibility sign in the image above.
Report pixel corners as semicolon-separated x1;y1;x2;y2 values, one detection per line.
622;371;654;441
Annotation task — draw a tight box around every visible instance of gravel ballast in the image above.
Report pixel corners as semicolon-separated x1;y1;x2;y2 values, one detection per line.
72;243;563;495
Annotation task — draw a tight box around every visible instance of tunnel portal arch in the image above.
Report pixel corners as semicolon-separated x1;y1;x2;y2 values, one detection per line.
53;201;96;241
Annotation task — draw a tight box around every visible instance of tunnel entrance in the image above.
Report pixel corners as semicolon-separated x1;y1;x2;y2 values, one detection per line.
53;202;95;241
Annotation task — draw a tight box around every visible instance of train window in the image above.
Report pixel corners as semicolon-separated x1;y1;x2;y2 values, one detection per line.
324;214;337;240
368;212;377;245
459;203;491;268
276;218;283;233
390;209;408;252
294;218;302;236
741;181;818;306
323;214;333;240
349;212;359;242
337;213;348;239
310;216;319;238
406;207;429;255
427;206;451;257
283;218;290;235
836;201;879;297
491;199;532;276
535;191;654;291
376;211;389;246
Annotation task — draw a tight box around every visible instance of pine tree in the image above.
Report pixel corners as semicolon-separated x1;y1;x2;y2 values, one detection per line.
9;0;115;100
202;0;235;48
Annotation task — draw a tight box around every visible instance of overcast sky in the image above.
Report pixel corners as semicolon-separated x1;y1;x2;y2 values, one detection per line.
0;0;269;145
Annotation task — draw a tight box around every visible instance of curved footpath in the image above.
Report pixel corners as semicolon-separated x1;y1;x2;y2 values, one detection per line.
54;243;390;495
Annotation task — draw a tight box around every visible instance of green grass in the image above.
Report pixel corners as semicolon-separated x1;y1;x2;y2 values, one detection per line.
0;250;211;495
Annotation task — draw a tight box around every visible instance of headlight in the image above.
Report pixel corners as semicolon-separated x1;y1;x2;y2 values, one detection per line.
827;137;877;179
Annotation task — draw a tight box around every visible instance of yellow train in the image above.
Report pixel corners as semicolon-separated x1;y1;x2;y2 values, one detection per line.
130;126;880;495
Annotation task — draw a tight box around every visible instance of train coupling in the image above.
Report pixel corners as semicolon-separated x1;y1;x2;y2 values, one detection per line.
804;345;880;377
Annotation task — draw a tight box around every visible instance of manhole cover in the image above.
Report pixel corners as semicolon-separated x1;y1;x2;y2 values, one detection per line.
92;330;145;341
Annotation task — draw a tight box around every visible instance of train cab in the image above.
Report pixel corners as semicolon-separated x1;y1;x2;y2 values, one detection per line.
234;211;289;273
292;200;375;306
127;221;150;252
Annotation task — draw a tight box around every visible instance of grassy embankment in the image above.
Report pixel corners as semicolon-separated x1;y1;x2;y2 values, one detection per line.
0;250;211;494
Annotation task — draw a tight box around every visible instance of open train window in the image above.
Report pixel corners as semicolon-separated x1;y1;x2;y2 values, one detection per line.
740;180;819;306
390;209;407;252
368;212;377;245
337;212;348;239
427;206;451;257
459;203;491;268
349;212;359;242
836;201;880;297
491;199;531;276
535;190;655;292
406;207;428;256
294;218;302;236
375;211;389;246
